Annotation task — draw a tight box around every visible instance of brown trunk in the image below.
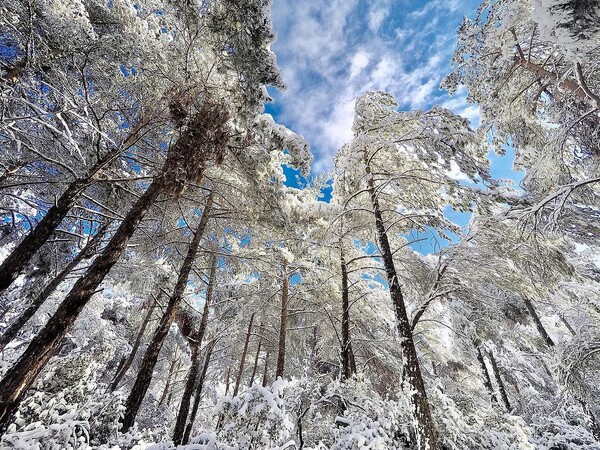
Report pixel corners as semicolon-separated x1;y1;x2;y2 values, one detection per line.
159;353;181;407
109;295;158;392
340;248;351;380
183;340;215;445
488;349;512;412
262;351;269;387
249;336;263;387
0;221;110;351
172;258;215;444
120;194;212;432
523;296;555;347
0;147;124;296
233;312;255;396
475;343;497;404
276;260;289;379
173;344;201;445
348;341;357;376
224;366;231;395
364;157;437;450
0;177;165;429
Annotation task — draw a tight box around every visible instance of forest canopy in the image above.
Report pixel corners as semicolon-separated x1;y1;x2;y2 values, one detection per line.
0;0;599;449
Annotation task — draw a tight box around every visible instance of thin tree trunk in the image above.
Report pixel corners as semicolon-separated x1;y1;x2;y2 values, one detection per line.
363;157;437;450
183;340;215;445
224;366;231;395
559;315;576;336
0;222;110;351
173;344;201;445
0;145;128;296
233;312;255;396
109;295;158;392
488;349;511;412
276;260;289;380
249;336;262;386
262;351;269;387
159;352;181;407
348;341;357;376
120;194;212;432
340;248;351;380
475;343;497;404
0;177;166;429
172;257;215;444
523;296;555;347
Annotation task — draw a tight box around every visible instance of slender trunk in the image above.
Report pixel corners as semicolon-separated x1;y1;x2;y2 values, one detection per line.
173;344;201;445
0;177;165;429
109;295;158;392
0;222;110;351
488;349;511;412
183;340;215;445
276;260;289;379
172;259;214;444
233;312;255;396
348;342;357;376
159;353;180;407
0;147;124;296
224;366;231;395
340;248;351;380
559;315;576;336
523;296;555;347
262;351;269;387
249;337;262;386
475;343;497;404
364;158;437;450
120;194;212;432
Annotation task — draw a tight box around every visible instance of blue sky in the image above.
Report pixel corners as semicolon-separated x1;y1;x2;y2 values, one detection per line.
266;0;486;173
265;0;524;254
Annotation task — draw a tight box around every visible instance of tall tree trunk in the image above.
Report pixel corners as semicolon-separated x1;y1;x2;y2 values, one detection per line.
172;257;215;444
109;294;158;392
340;248;351;380
0;145;127;296
523;296;555;347
276;260;289;380
0;177;166;429
183;340;215;445
0;222;110;351
120;194;213;432
475;342;497;404
262;351;269;387
159;353;180;407
363;158;437;450
173;344;201;445
488;349;511;412
224;366;231;395
348;342;357;376
233;312;255;396
249;335;263;386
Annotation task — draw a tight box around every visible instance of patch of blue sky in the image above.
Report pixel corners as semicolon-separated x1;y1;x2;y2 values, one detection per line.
265;0;525;255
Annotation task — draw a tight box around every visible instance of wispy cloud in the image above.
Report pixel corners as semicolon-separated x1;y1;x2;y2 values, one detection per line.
268;0;482;174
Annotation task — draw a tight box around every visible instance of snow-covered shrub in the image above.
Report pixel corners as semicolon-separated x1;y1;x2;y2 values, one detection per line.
0;355;123;449
530;406;600;450
216;378;294;449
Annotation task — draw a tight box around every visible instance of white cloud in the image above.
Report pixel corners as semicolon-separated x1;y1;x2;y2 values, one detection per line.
349;51;370;79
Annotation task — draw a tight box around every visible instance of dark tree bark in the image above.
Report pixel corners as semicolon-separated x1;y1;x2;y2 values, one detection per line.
173;344;201;446
0;177;166;429
488;349;512;412
0;221;110;351
262;351;269;387
172;255;215;445
276;259;289;380
183;340;215;445
523;296;555;347
120;194;213;432
109;294;159;392
233;312;255;396
159;354;181;407
475;342;497;404
224;366;231;395
340;248;351;380
0;145;127;296
249;334;263;387
363;157;437;450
